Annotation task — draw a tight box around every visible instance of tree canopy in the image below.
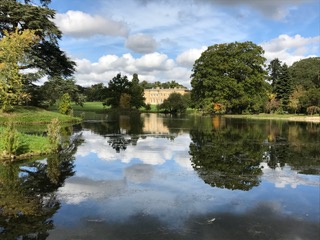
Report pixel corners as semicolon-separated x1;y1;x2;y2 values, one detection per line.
0;0;75;79
191;41;269;114
0;29;38;111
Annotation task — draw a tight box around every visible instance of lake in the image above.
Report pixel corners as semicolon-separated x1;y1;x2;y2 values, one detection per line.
0;113;319;240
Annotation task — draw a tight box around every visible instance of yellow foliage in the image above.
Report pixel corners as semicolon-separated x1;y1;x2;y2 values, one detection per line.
0;29;39;111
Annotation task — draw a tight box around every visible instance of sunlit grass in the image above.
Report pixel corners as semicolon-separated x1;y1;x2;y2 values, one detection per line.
0;106;81;124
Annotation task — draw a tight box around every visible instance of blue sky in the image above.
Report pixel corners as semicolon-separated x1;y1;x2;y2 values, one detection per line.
49;0;320;88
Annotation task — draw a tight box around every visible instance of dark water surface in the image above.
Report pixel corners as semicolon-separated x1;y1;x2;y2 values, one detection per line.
1;113;319;240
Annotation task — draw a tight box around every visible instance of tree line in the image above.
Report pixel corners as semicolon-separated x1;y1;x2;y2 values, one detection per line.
191;42;319;115
0;1;319;115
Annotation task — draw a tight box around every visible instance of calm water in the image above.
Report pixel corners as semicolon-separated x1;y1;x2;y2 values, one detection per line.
0;113;319;240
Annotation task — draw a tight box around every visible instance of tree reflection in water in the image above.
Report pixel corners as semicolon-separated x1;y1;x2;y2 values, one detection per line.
189;126;265;191
190;117;320;190
0;133;83;239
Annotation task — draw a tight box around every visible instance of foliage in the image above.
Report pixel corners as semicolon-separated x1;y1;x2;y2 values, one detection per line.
160;93;187;113
0;29;38;111
275;63;292;109
306;106;320;115
189;126;264;191
289;57;320;90
280;57;320;114
105;73;131;108
130;73;145;109
84;83;108;102
57;93;72;115
0;121;22;156
119;93;132;109
264;94;281;113
0;0;75;79
191;41;268;114
39;76;84;107
267;58;282;93
140;80;186;89
47;118;61;152
145;104;151;111
104;73;146;109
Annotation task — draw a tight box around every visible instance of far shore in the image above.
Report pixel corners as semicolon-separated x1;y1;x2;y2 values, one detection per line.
224;114;320;123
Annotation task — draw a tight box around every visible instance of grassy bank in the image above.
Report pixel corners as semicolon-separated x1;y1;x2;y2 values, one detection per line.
0;106;81;124
224;113;320;123
0;126;52;161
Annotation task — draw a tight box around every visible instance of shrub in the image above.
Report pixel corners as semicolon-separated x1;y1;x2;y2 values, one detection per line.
0;121;22;156
58;93;73;115
47;118;61;152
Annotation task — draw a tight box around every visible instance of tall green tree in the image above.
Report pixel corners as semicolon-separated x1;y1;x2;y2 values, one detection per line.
0;0;76;89
130;73;145;109
39;76;83;107
191;41;268;114
267;58;282;93
105;73;131;108
276;63;292;109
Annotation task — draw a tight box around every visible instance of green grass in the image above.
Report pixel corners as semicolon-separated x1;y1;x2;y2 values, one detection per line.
0;127;52;161
0;106;81;124
71;102;107;112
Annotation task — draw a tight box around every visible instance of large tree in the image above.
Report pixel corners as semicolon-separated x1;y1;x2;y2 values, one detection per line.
288;57;320;113
267;58;282;93
105;73;131;108
0;0;75;83
0;29;38;111
191;41;269;114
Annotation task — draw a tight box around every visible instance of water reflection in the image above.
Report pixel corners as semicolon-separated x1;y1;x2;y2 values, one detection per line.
0;131;82;239
1;113;319;239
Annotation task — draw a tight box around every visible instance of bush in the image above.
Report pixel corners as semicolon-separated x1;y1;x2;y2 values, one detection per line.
0;121;22;156
58;93;73;115
47;118;61;152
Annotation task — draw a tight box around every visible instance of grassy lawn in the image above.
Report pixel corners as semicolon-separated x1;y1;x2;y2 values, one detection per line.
0;106;81;124
0;126;52;161
71;102;108;112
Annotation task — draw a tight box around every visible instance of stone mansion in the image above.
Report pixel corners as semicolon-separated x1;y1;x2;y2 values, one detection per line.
144;87;189;105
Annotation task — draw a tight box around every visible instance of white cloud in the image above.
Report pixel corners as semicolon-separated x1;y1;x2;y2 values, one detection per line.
54;10;129;37
76;130;193;169
74;52;191;88
176;46;207;67
261;163;320;188
125;33;158;53
260;34;320;65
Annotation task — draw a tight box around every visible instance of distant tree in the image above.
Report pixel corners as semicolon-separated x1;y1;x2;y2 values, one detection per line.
191;41;268;114
39;76;83;107
145;104;151;111
84;83;107;101
140;80;186;89
160;93;187;113
130;73;145;109
105;73;131;108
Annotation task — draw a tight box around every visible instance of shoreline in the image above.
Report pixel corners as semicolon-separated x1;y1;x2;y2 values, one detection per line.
224;114;320;123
